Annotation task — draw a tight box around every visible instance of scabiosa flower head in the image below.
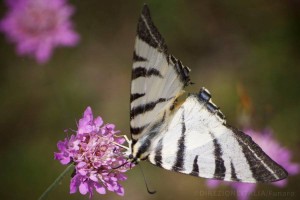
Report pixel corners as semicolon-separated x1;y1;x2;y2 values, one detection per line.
207;128;300;200
0;0;80;63
54;107;131;198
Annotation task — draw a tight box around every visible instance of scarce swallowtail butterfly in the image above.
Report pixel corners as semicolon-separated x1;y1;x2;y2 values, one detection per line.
127;4;288;184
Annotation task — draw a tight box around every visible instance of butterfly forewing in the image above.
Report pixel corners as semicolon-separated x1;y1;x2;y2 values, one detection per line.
130;5;190;142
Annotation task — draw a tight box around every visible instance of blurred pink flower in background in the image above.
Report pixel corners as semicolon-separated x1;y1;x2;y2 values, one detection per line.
0;0;79;64
207;128;300;200
55;107;131;198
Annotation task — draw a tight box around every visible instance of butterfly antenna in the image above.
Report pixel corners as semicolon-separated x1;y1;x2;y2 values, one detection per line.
130;162;134;169
112;161;128;170
139;165;156;194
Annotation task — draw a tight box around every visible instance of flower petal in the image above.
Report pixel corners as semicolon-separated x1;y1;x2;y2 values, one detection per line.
60;157;71;165
116;186;125;196
90;174;98;182
94;182;106;194
70;178;78;194
206;180;221;188
79;182;89;195
83;107;93;121
94;116;103;127
272;179;287;187
232;183;256;200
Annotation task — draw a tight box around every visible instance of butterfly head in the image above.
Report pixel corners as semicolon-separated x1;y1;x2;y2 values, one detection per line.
127;153;141;165
123;139;141;164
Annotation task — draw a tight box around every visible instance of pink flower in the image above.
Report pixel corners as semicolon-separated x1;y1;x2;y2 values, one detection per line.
246;129;299;187
55;107;131;198
206;128;300;200
0;0;79;63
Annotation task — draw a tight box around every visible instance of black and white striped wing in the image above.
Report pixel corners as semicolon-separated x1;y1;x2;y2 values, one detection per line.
130;5;190;142
148;88;288;183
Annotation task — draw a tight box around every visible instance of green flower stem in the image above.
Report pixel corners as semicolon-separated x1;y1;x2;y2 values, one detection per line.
38;164;74;200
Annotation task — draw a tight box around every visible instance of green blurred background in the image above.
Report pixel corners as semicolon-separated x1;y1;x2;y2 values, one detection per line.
0;0;299;199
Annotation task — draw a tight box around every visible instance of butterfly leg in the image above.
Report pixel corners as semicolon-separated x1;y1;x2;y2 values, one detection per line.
112;142;129;150
112;135;132;150
113;135;133;159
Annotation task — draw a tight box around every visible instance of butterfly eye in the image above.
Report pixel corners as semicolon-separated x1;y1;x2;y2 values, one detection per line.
128;154;133;159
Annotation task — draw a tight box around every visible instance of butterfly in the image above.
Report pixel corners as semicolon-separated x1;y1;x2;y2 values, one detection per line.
127;4;287;184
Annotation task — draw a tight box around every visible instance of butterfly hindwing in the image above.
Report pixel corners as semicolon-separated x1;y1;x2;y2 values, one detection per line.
130;5;190;142
148;88;288;183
